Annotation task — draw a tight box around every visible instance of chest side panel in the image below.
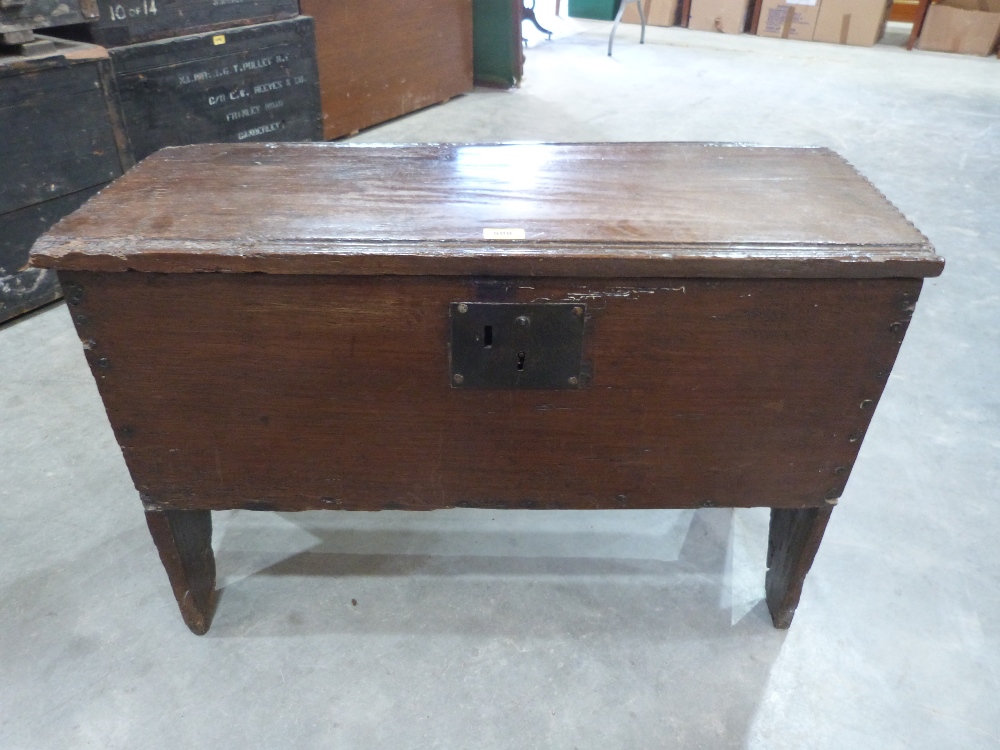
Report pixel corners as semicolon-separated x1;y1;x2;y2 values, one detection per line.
62;272;920;511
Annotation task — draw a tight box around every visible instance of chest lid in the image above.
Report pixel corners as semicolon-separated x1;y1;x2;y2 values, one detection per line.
30;142;942;278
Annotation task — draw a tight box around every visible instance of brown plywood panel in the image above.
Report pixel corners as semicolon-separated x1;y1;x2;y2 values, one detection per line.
32;143;941;278
61;271;920;513
300;0;474;140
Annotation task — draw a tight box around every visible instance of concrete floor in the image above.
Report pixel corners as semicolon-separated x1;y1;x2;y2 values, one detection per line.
2;14;999;750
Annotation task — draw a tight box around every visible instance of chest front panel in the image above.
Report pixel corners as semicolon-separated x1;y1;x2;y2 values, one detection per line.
63;271;920;512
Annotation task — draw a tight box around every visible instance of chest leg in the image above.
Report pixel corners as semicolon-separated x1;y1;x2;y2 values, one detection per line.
765;505;834;628
144;509;217;635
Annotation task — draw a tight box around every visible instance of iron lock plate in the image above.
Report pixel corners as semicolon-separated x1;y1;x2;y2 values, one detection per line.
450;302;586;389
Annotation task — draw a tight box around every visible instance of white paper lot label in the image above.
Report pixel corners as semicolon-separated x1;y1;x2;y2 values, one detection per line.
483;228;526;240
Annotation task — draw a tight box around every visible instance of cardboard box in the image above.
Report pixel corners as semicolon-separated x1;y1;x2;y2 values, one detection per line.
757;0;821;39
621;0;680;25
688;0;752;31
813;0;891;44
917;0;1000;55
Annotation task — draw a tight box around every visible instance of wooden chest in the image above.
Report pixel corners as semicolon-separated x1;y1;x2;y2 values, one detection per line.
0;39;130;324
85;0;299;47
31;142;943;634
299;0;473;139
108;17;322;162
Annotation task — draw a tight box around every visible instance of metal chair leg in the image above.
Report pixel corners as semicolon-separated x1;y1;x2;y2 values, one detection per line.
609;0;643;56
609;0;628;56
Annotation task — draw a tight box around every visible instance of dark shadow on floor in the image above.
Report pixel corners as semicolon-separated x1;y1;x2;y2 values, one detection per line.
206;507;785;746
209;508;777;641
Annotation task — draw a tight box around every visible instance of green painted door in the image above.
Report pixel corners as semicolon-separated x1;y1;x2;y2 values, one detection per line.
473;0;523;88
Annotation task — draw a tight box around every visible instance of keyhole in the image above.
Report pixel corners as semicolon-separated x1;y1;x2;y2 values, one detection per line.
516;351;526;371
483;325;493;348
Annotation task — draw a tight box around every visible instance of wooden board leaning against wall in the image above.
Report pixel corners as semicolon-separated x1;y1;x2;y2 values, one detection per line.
300;0;475;140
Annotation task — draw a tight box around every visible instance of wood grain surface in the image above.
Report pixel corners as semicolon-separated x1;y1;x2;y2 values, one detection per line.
61;271;921;513
32;143;942;278
301;0;473;140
